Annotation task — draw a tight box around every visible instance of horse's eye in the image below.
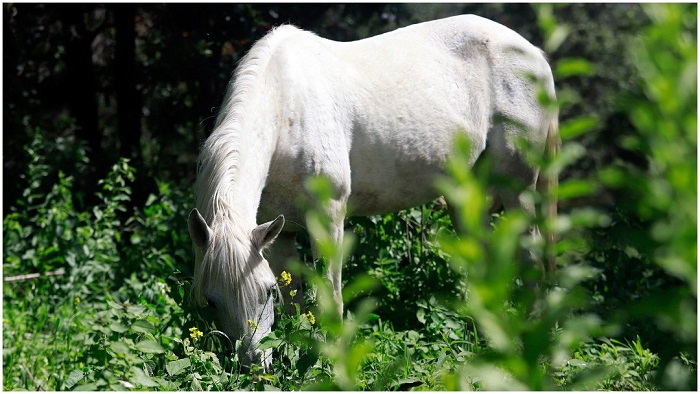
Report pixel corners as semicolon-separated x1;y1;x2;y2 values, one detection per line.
206;296;217;309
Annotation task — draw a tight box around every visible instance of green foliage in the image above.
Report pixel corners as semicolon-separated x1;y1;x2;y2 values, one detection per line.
598;4;697;389
555;337;660;391
3;3;696;392
345;203;459;325
3;135;194;390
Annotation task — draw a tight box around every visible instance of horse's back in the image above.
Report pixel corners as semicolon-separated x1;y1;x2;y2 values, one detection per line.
349;16;552;215
260;15;554;220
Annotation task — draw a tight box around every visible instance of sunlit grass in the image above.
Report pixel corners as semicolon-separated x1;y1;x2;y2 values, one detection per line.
3;3;697;391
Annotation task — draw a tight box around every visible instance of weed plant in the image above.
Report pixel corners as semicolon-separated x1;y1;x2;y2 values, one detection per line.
3;3;696;391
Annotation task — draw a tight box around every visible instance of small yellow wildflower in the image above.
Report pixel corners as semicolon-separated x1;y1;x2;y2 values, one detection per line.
75;297;81;305
304;311;315;325
189;327;204;342
279;271;292;287
247;319;259;331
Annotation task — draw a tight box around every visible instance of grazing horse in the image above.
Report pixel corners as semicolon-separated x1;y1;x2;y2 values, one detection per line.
187;14;559;368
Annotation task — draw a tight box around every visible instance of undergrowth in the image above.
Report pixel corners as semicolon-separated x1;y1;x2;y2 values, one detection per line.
3;3;696;391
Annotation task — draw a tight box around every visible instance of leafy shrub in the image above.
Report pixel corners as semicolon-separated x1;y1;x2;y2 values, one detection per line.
3;4;696;391
345;203;460;326
3;135;194;390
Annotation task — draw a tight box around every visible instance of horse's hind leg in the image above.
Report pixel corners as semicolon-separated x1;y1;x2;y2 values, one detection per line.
446;195;499;235
488;122;544;271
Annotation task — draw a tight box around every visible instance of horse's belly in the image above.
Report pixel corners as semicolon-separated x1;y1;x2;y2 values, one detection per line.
347;149;447;216
346;104;481;216
349;177;442;216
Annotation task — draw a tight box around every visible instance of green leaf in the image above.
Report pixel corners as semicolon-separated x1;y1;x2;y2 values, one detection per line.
109;341;131;356
545;25;570;53
416;308;426;324
109;321;128;333
557;179;597;200
560;116;599;140
340;273;380;303
73;383;100;391
118;380;135;389
190;377;203;391
62;369;84;390
259;332;283;350
131;319;156;334
106;300;123;310
166;358;192;376
555;58;595;79
135;339;164;354
130;366;160;388
296;351;319;377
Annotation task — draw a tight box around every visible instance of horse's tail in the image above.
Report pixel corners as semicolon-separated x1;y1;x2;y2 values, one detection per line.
537;115;560;276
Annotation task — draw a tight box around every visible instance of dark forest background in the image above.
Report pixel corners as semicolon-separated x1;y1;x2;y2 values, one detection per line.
3;4;696;391
4;3;647;214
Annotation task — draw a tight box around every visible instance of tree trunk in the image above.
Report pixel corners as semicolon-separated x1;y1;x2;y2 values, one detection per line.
61;5;101;163
114;4;141;161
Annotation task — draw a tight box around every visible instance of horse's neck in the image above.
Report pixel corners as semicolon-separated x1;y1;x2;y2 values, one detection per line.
197;122;275;230
197;26;298;229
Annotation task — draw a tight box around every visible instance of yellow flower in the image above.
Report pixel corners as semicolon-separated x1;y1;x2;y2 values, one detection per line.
75;297;81;305
189;327;203;341
279;271;292;287
304;311;315;325
247;319;259;331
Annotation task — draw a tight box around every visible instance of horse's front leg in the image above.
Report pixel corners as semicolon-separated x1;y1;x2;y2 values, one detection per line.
265;231;304;315
326;212;345;320
309;197;346;321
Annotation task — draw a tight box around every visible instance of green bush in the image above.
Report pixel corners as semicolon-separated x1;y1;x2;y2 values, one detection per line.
3;135;195;390
3;3;696;391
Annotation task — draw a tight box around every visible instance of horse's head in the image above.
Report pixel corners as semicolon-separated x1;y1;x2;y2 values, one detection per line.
187;208;284;369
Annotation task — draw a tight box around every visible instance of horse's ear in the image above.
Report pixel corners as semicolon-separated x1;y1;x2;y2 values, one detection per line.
188;209;212;249
252;215;285;250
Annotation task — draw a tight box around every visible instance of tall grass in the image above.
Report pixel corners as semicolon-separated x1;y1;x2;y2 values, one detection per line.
3;3;696;391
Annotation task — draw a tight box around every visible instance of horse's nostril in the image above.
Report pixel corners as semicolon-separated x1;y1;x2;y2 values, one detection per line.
206;297;217;309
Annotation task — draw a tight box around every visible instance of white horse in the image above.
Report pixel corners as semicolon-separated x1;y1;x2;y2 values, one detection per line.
187;14;559;368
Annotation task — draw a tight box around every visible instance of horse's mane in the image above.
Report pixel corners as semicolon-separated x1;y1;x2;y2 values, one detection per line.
191;25;302;335
195;24;303;222
214;24;303;131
